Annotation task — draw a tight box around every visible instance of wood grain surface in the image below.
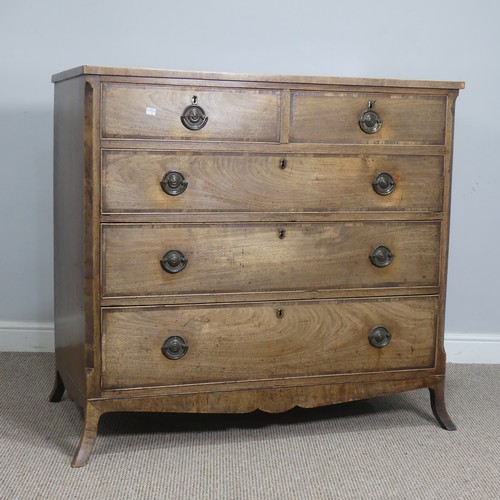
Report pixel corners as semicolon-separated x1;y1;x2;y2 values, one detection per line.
102;83;281;142
101;296;438;390
290;92;446;144
101;222;440;297
102;151;444;214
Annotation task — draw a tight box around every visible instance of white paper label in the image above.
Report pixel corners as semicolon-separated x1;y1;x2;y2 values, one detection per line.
146;107;157;116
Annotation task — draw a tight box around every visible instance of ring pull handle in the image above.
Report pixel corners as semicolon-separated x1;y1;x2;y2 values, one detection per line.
181;95;208;130
359;100;383;134
373;172;396;196
370;245;393;267
368;326;391;348
162;335;188;360
160;250;188;274
160;171;188;196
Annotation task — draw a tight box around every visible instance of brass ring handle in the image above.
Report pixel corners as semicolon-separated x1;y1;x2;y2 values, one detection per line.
162;335;188;360
160;250;188;274
160;171;188;196
181;97;208;131
370;246;393;267
373;172;396;196
359;101;383;134
368;326;391;348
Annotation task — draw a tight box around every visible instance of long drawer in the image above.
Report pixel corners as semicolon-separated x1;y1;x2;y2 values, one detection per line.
101;222;440;297
101;296;438;390
101;151;444;214
290;91;446;145
101;83;281;142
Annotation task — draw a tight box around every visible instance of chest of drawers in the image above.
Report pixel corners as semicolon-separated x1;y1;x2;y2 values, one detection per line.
50;66;463;467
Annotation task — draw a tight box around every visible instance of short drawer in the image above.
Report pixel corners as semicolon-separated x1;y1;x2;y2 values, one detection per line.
101;222;440;298
102;151;444;214
290;91;446;144
101;296;438;390
101;83;281;142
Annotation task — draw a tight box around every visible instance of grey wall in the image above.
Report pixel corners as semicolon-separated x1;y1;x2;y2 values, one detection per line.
0;0;497;334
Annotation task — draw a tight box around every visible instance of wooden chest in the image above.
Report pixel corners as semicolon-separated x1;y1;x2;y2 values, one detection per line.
50;66;463;466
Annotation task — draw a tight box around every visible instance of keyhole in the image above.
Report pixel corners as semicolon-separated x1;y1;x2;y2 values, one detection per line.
278;229;286;239
191;95;198;104
276;308;284;318
279;159;286;169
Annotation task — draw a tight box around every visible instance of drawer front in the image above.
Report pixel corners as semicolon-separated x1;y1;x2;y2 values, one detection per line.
102;151;444;214
101;83;281;142
290;92;446;144
101;296;438;390
101;222;440;297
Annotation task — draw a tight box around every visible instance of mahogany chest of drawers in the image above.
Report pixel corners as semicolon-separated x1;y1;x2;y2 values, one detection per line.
50;66;463;466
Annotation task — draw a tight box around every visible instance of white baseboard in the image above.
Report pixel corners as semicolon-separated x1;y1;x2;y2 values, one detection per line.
0;321;499;363
0;321;54;352
444;332;500;364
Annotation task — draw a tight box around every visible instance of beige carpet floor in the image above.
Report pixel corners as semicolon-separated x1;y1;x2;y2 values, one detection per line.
1;352;499;499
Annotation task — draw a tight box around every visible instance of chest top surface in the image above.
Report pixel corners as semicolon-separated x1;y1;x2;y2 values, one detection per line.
52;65;464;89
